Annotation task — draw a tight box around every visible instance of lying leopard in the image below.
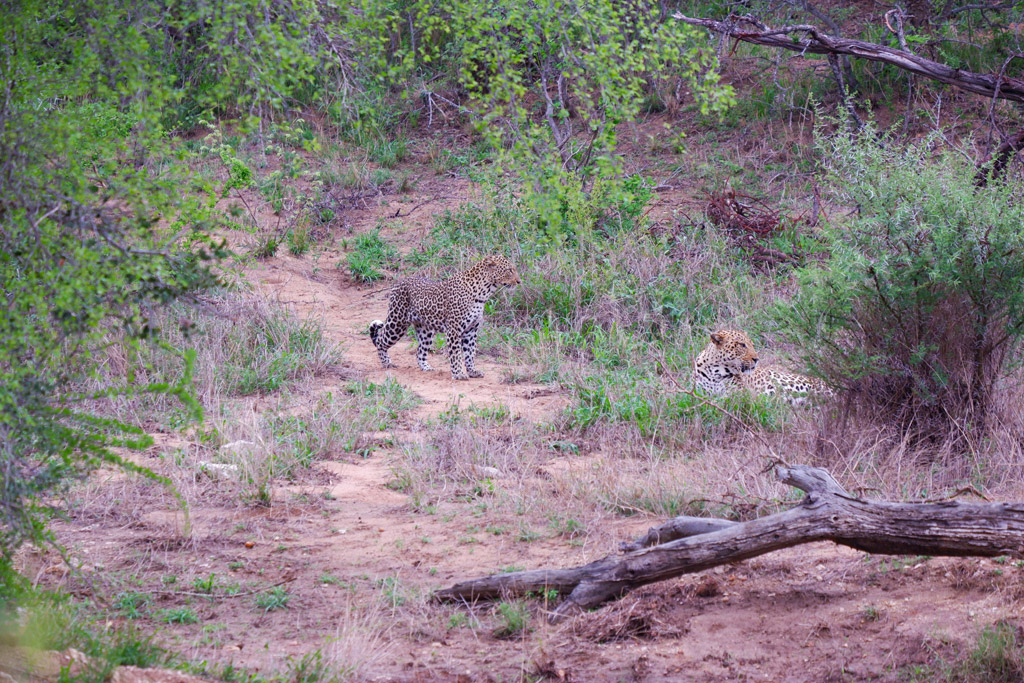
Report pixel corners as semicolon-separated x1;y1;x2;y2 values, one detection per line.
692;329;834;406
369;254;521;380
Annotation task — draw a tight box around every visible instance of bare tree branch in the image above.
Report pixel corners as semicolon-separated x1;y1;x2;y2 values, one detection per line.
785;0;857;90
946;2;1015;17
673;13;1024;103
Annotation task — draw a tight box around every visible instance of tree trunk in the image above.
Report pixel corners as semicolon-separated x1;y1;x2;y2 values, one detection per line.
434;465;1024;623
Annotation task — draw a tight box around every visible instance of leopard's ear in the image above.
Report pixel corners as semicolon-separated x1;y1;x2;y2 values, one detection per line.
710;332;724;346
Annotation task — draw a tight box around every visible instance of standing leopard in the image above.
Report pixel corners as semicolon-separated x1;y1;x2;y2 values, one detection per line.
692;329;834;406
369;255;521;380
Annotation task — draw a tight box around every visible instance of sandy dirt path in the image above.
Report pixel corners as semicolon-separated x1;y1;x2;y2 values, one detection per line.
247;254;568;423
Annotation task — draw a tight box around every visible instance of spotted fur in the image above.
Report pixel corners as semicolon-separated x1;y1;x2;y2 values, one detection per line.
369;255;521;380
693;329;834;406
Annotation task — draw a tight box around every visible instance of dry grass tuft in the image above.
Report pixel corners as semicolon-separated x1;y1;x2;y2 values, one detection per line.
395;413;546;500
565;584;686;643
325;597;396;680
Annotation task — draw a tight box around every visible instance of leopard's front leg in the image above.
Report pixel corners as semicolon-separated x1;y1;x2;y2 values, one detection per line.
446;323;469;380
461;320;483;378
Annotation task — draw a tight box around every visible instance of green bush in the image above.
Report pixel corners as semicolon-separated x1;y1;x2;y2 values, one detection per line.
352;0;733;240
450;0;733;238
1;5;230;568
769;126;1024;438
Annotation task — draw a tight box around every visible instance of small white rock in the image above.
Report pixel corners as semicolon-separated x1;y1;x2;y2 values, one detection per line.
469;464;504;478
220;440;260;457
198;462;240;480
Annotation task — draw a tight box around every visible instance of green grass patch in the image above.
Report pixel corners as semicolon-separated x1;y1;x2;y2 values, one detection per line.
492;600;531;639
287;225;312;256
368;137;408;169
223;309;339;396
159;607;199;624
254;587;291;612
346;230;399;283
567;369;788;441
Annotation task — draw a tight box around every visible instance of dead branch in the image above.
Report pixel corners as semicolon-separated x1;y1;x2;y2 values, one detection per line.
946;2;1016;17
974;131;1024;186
705;187;784;237
619;516;738;552
673;13;1024;103
435;464;1024;623
704;188;817;269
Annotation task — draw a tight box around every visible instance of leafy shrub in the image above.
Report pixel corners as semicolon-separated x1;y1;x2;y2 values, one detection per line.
228;157;254;189
287;226;312;256
1;5;226;569
351;0;733;239
259;170;286;209
270;119;318;151
770;126;1024;440
449;0;732;238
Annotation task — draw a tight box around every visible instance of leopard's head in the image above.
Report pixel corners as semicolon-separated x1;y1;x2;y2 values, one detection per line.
705;329;759;375
476;254;521;287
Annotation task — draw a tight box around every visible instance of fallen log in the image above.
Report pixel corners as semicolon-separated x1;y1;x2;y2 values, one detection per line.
434;465;1024;623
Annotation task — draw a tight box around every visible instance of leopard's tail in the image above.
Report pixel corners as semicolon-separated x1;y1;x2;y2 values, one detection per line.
369;320;385;346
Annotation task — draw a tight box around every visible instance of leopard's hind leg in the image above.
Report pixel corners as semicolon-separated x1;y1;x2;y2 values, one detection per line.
372;285;417;369
413;325;436;371
370;318;403;368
